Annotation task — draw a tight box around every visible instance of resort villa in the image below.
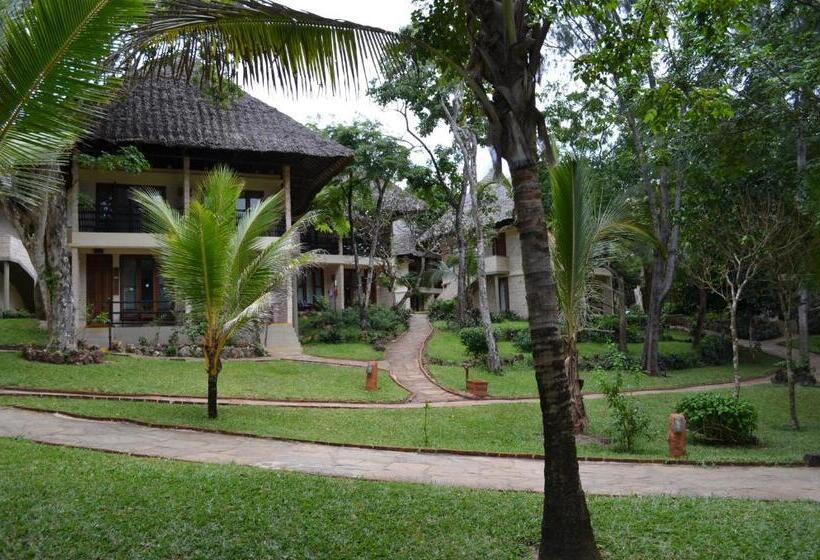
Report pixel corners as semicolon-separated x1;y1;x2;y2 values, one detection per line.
68;76;394;351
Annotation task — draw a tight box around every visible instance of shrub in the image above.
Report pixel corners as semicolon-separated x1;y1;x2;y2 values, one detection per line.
698;334;733;366
597;371;651;451
658;352;700;371
676;392;758;444
512;328;532;353
495;325;527;342
490;311;521;323
581;344;642;372
428;299;456;322
459;327;488;359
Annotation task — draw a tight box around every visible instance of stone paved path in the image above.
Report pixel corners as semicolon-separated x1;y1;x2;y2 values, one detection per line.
384;314;461;403
1;406;817;501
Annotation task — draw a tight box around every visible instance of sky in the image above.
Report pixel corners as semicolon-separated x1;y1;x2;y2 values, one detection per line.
245;0;493;173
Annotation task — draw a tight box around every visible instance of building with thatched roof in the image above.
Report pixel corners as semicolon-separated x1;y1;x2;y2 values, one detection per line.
70;76;370;351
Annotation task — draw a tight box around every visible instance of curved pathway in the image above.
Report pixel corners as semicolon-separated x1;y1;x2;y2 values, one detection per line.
1;406;816;501
384;314;461;403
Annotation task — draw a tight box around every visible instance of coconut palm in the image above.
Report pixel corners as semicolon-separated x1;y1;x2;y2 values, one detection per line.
133;167;316;418
549;158;659;433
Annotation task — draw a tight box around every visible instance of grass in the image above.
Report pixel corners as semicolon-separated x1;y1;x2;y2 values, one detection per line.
1;438;817;560
4;384;817;465
780;334;820;354
0;352;407;402
427;324;778;398
0;318;46;347
303;342;383;361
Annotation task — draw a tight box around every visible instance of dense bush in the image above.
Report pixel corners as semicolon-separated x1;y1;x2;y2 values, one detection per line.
512;328;532;353
491;311;521;323
428;299;455;322
1;309;33;319
459;327;488;359
702;312;781;341
581;344;642;372
676;392;758;444
300;306;409;346
495;324;528;342
697;334;733;366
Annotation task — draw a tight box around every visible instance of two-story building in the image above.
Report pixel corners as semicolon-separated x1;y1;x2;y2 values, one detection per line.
69;76;384;351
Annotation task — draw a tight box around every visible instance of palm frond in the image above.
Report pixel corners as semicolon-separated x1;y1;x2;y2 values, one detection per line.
128;0;397;94
0;0;146;204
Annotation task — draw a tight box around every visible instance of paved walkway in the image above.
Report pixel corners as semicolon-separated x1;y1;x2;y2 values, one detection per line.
384;314;461;403
1;406;817;501
746;337;819;373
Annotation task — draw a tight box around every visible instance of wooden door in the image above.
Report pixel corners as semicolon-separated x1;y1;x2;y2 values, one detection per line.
86;254;112;325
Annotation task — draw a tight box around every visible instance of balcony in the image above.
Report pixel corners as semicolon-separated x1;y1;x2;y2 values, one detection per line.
79;205;170;233
485;255;510;275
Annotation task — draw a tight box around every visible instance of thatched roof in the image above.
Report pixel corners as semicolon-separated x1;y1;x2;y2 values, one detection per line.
84;77;353;213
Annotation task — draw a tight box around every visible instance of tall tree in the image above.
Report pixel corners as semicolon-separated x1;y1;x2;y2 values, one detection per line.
318;121;418;324
134;167;314;418
412;1;601;556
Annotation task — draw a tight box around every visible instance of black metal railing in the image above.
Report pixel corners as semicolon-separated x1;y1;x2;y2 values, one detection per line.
79;205;183;233
103;299;183;349
301;228;339;253
235;210;286;237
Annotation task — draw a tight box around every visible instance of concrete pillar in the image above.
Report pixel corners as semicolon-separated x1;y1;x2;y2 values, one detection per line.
283;164;293;324
337;265;345;310
71;249;80;327
2;261;9;311
69;153;79;232
183;155;191;210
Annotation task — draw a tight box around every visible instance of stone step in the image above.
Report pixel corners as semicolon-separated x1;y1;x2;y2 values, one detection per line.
263;324;302;357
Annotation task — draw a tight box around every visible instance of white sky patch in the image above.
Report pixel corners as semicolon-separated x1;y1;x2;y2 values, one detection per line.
244;0;496;176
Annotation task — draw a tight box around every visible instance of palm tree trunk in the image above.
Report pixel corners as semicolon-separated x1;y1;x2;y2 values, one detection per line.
511;164;599;560
565;335;587;432
204;343;222;418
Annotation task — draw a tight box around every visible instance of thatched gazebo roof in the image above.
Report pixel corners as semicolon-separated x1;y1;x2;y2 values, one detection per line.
83;77;353;214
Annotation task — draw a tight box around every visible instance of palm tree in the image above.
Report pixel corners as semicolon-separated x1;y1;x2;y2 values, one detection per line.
133;167;316;418
0;0;147;350
549;158;659;432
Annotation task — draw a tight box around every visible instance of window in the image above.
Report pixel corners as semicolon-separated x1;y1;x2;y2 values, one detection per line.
491;232;507;256
236;190;264;218
297;269;325;308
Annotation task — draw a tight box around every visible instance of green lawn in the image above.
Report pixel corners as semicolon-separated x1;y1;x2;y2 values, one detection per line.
1;438;817;560
0;318;46;347
429;350;778;399
4;384;817;464
0;352;407;402
780;334;820;354
427;324;777;398
303;342;383;361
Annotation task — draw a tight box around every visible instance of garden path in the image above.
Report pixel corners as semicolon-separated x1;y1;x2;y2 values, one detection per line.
0;406;817;501
384;314;462;403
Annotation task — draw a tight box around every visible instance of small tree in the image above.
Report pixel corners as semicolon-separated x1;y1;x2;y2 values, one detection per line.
134;167;315;418
691;194;793;398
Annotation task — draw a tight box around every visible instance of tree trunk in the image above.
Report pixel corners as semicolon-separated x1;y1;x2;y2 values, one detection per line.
347;188;362;308
616;273;628;353
511;165;599;560
45;189;76;352
454;198;468;326
779;290;800;430
729;299;741;399
457;127;499;373
204;343;222;419
797;287;810;367
692;286;707;349
564;335;587;432
642;266;664;376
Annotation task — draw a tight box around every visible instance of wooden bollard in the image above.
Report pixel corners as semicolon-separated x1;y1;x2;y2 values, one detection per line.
365;361;379;391
667;413;687;458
